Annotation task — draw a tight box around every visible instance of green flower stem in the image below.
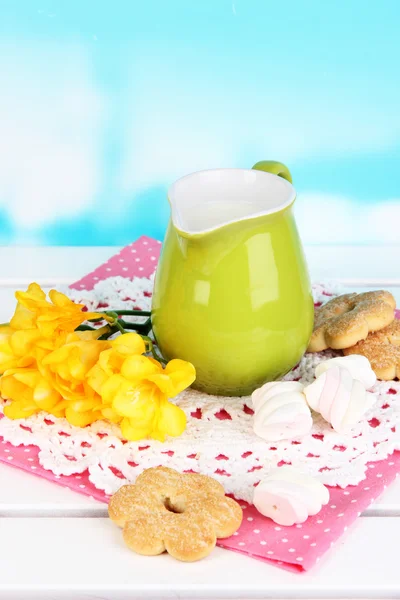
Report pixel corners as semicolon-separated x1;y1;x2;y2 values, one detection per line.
106;312;127;335
86;317;107;323
98;325;119;340
107;309;151;317
119;318;152;336
142;335;167;365
75;309;154;341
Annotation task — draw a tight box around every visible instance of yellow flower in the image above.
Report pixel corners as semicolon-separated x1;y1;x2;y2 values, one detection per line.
87;333;147;423
10;282;108;336
0;286;196;443
0;325;55;374
1;367;62;419
41;334;110;402
98;355;195;442
65;391;103;427
0;326;25;373
88;332;146;389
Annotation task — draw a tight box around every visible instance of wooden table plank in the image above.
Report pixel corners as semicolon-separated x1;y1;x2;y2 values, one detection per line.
304;245;400;286
1;463;400;517
0;247;118;286
0;245;399;287
0;517;398;599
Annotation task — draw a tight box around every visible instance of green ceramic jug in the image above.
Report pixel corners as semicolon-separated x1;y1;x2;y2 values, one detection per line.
151;161;314;396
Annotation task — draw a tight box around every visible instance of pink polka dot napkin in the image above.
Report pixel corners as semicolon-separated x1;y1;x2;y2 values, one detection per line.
1;235;399;573
70;236;162;289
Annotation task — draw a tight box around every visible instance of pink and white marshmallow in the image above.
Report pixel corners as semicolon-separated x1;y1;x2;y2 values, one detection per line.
304;365;376;434
252;381;312;442
253;466;329;526
315;355;376;389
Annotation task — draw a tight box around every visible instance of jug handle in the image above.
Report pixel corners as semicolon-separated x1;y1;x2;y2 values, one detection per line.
252;160;292;184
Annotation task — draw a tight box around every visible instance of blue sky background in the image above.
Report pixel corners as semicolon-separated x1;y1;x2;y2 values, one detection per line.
0;0;399;245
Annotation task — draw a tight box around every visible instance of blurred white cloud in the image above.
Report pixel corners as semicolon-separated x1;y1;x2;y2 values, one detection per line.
0;42;105;228
118;50;400;197
295;192;400;244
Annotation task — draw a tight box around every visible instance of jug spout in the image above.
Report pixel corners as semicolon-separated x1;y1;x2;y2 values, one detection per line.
168;167;296;238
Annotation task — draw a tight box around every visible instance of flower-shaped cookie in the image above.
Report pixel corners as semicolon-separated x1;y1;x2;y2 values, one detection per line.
308;291;395;352
108;466;243;562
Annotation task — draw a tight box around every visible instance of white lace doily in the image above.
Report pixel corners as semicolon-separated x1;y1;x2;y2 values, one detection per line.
0;278;399;501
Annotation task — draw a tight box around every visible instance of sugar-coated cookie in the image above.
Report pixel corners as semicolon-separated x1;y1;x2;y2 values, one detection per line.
108;466;242;562
308;291;395;352
344;320;400;380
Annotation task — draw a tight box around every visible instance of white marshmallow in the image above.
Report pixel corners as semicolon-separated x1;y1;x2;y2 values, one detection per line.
252;381;312;442
304;365;376;433
315;355;376;390
253;466;329;526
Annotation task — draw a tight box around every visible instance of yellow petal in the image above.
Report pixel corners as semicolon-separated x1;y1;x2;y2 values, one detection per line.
111;333;146;357
9;329;42;356
26;282;47;300
50;377;86;402
75;326;111;341
0;328;20;373
37;335;62;351
10;303;36;330
4;400;38;419
164;359;196;393
147;359;196;397
82;383;99;401
14;283;48;312
150;429;166;443
101;374;127;405
16;283;47;305
101;405;122;423
0;325;14;338
0;369;41;404
69;341;106;380
65;407;101;427
144;373;175;397
69;398;98;412
67;346;87;381
33;378;61;411
42;344;69;366
11;369;40;388
87;363;109;395
0;373;29;401
121;354;161;383
37;312;74;337
0;352;19;373
49;289;81;309
113;381;159;420
98;348;122;376
48;399;69;418
120;417;151;441
156;398;187;438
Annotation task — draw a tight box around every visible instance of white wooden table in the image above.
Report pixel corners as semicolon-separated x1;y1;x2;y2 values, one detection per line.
0;244;399;600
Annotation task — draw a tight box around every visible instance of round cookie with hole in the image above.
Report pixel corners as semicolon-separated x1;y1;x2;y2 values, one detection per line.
108;466;243;562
